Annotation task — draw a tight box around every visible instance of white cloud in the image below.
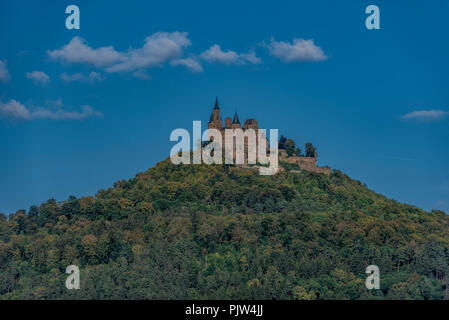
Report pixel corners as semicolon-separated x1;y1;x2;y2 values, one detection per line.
32;105;102;120
266;38;327;62
61;71;105;83
0;99;102;121
170;57;203;73
105;32;191;73
401;110;449;122
240;51;262;65
0;60;11;83
26;70;50;85
0;100;31;120
61;72;85;82
48;32;191;75
47;37;124;68
88;71;105;83
200;45;261;65
200;45;239;64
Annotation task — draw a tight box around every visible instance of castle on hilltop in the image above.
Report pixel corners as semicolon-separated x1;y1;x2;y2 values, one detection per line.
207;98;259;132
206;98;331;175
207;98;267;162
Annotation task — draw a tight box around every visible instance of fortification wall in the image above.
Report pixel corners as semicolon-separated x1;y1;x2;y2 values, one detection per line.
280;153;331;175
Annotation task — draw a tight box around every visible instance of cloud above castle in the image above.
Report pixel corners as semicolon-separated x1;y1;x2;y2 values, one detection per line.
0;99;102;122
265;38;327;62
45;31;327;77
26;70;50;85
400;110;449;122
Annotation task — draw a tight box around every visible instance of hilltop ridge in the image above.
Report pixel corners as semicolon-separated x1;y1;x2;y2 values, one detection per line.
1;158;448;299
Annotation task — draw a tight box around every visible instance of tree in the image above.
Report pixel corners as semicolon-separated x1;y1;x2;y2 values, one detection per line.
28;205;39;221
279;135;287;150
61;196;80;219
295;147;302;156
39;198;59;225
284;139;296;157
305;142;316;157
292;285;316;300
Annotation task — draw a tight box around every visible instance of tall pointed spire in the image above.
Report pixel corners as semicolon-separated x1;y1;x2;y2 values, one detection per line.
232;111;240;124
214;97;219;110
208;97;222;128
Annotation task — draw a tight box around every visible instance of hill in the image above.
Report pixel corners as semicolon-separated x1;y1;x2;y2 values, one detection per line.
1;158;448;299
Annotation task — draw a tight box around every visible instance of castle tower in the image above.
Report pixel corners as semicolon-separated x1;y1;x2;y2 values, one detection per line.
208;97;222;130
225;117;232;129
232;112;241;129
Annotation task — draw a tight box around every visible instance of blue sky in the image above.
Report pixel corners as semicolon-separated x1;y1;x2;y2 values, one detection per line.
0;0;448;214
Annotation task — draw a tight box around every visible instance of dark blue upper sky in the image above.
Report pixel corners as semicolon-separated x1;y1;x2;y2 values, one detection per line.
1;0;448;214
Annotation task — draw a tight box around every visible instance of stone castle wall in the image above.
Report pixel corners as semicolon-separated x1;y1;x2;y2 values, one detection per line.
280;152;331;175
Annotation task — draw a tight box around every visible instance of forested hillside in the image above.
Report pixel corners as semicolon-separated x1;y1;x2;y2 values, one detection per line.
1;159;448;299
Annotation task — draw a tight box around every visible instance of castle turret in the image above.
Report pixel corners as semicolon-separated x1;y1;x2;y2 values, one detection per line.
208;97;222;129
232;112;241;129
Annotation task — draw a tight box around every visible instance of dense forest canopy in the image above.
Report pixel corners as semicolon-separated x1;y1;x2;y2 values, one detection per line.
1;158;448;299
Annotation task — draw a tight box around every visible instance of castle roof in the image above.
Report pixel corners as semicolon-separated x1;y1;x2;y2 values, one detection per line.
244;118;257;125
232;112;240;124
